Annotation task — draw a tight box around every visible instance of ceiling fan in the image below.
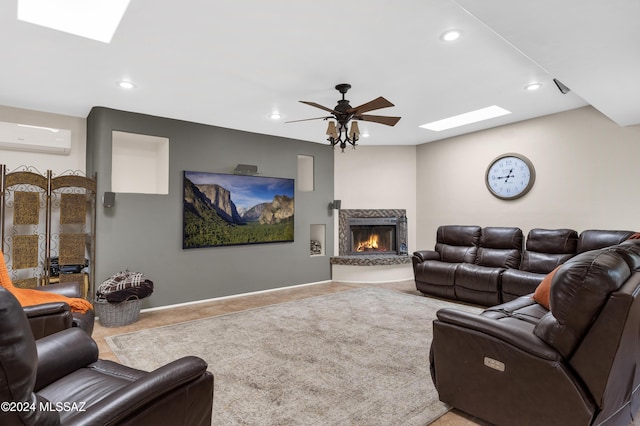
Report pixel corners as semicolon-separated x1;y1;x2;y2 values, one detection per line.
287;84;401;151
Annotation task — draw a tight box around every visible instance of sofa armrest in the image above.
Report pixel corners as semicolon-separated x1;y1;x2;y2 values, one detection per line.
435;308;561;361
37;282;82;298
25;302;74;340
412;250;440;263
23;301;70;318
64;356;213;426
35;328;99;391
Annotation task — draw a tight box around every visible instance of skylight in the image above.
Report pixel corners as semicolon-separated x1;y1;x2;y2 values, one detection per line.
420;106;511;132
17;0;131;43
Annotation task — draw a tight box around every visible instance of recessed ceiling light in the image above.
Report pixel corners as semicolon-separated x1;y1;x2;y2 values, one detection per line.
270;112;281;120
361;131;370;138
525;83;542;91
117;80;136;89
420;106;511;132
17;0;130;43
440;29;461;42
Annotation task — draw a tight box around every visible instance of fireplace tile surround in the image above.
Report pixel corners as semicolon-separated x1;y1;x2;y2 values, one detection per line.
331;209;411;266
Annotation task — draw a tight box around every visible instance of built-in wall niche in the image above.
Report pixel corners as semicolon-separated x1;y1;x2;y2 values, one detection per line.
310;224;325;257
111;131;169;194
297;155;314;192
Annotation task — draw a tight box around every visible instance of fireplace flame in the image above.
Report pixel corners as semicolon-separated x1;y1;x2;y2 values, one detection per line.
356;233;387;252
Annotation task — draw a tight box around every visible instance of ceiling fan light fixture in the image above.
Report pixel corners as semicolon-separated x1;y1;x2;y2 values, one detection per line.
326;121;338;138
291;84;399;152
349;121;360;139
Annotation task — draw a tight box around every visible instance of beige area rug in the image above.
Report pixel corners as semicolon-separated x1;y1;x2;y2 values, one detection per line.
107;287;482;425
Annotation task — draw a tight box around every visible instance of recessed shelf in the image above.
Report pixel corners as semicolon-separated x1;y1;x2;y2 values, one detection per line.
310;223;325;257
111;131;169;194
297;155;314;192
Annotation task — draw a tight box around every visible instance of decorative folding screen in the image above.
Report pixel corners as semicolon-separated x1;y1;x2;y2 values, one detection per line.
0;165;96;300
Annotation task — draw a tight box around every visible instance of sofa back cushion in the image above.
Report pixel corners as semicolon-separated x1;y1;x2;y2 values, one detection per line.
435;225;481;263
474;227;523;268
521;228;578;273
577;229;635;253
533;241;640;358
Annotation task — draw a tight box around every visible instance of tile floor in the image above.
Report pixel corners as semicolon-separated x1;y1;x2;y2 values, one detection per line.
92;280;513;426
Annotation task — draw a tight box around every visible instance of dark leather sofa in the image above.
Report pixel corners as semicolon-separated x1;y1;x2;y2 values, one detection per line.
413;225;635;306
430;239;640;425
0;287;214;425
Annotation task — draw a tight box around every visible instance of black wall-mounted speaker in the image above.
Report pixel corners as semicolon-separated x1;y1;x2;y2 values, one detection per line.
103;191;116;208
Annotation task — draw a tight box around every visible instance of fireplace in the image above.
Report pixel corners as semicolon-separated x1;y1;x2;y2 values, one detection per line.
338;209;408;257
347;217;398;255
333;209;410;266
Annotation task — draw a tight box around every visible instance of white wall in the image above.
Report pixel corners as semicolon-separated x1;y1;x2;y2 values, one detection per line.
333;145;417;252
415;106;640;250
0;106;86;174
333;146;417;281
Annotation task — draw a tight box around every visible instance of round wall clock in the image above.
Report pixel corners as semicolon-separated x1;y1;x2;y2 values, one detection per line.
485;153;535;200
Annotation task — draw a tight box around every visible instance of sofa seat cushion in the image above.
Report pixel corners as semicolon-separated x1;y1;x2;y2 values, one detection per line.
481;295;548;327
500;269;546;303
414;261;458;287
414;261;459;299
454;263;503;306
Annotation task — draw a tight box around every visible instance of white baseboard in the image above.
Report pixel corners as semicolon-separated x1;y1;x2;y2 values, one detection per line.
331;276;414;284
140;280;333;313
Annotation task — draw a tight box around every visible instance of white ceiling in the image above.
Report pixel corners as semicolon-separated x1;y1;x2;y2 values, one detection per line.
0;0;638;146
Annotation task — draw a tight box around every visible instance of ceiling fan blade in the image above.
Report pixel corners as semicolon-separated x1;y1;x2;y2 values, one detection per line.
347;97;395;114
355;114;401;127
299;101;340;115
285;116;331;123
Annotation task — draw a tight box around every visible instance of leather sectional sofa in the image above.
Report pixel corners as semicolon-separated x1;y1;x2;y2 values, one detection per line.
412;225;635;306
430;238;640;425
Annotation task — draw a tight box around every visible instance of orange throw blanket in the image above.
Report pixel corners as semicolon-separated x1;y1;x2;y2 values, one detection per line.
1;251;93;314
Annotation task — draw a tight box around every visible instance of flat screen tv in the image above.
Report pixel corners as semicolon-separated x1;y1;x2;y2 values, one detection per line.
183;171;295;249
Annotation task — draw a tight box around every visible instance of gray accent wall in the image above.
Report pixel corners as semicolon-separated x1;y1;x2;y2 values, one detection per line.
87;107;334;308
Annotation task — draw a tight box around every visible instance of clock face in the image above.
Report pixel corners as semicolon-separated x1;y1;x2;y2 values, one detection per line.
486;154;535;200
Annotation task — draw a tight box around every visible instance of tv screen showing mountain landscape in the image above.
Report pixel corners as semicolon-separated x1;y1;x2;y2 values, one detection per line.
183;171;295;248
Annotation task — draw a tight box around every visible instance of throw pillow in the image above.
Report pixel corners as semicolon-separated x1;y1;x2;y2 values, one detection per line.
533;266;561;310
627;232;640;240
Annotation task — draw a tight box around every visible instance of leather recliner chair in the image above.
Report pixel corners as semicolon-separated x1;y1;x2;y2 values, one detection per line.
430;240;640;426
24;281;95;339
453;226;523;306
412;225;481;299
0;287;214;425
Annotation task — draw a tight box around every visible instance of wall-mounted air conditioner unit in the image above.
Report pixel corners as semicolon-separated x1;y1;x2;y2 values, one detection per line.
0;121;71;155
